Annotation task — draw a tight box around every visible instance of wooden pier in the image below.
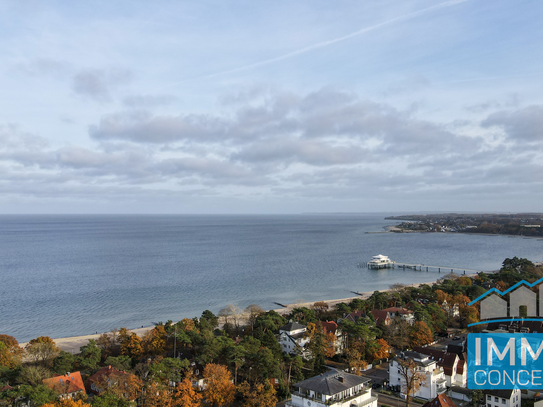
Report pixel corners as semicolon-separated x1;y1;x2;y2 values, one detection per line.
358;261;481;275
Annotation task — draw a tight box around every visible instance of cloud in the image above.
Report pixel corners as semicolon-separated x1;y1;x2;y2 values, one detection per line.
72;68;132;101
122;94;177;108
481;105;543;143
2;87;542;210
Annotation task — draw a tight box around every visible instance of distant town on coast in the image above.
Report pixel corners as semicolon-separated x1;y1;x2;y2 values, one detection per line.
386;213;543;237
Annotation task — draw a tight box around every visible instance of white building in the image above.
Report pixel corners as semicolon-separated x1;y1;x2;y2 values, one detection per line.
279;322;310;355
389;351;447;400
484;389;521;407
287;370;378;407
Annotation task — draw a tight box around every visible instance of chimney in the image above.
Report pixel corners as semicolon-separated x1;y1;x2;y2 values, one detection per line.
338;376;344;383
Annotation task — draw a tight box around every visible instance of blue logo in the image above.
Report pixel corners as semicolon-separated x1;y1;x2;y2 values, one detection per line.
468;276;543;327
468;333;543;389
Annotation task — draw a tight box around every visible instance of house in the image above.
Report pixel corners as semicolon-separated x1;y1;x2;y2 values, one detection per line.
319;321;346;354
278;322;310;355
389;351;447;400
43;372;86;400
442;300;460;318
343;310;368;323
370;310;392;326
510;286;536;317
382;307;415;325
422;393;458;407
287;369;378;407
413;347;467;387
86;366;138;398
484;389;521;407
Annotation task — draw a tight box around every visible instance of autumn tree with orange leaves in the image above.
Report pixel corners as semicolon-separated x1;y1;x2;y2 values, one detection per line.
0;334;23;368
42;400;92;407
202;364;235;407
238;380;277;407
141;381;172;407
409;321;433;348
174;377;203;407
368;338;390;362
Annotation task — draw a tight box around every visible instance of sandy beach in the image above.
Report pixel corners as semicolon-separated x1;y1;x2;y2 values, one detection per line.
20;277;464;354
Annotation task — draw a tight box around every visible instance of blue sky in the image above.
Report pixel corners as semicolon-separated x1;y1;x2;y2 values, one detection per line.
1;0;542;214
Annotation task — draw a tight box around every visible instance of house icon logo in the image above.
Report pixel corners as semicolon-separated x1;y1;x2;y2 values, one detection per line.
468;276;543;327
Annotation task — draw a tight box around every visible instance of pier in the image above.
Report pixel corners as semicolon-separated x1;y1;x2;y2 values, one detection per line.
358;261;481;275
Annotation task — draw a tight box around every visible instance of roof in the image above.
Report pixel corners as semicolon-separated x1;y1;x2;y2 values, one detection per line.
371;310;390;325
484;389;515;399
320;321;338;335
345;311;368;322
413;347;458;370
279;322;306;332
294;370;369;396
397;351;433;366
382;307;413;315
43;372;86;395
422;393;457;407
456;359;465;374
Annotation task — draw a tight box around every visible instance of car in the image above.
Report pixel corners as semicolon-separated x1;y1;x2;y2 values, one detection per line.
452;336;461;340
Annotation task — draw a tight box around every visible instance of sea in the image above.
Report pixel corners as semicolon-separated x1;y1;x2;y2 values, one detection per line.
1;214;542;343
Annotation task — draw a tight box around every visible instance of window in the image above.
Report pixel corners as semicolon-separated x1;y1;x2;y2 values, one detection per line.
487;404;491;407
502;400;506;404
488;396;492;401
495;397;499;402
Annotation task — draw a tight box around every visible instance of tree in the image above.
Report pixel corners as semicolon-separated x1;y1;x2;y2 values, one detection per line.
120;333;143;359
200;310;219;330
312;301;329;318
25;336;60;366
409;321;433;348
0;335;23;369
141;381;172;407
42;399;92;407
244;304;264;334
368;338;390;362
90;393;131;407
143;325;167;356
227;345;245;385
18;365;52;386
77;339;101;371
345;347;367;375
53;351;76;375
173;378;203;407
388;317;411;350
238;380;277;407
202;364;235;407
397;357;426;407
103;355;132;372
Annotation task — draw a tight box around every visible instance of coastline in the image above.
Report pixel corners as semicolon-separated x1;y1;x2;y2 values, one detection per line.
27;277;471;354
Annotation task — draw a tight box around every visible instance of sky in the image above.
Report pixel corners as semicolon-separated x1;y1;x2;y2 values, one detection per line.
1;0;543;214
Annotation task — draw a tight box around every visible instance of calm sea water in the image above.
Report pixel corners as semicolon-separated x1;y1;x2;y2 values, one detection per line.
1;214;542;342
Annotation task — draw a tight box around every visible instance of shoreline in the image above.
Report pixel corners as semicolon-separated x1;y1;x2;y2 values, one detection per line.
25;276;473;354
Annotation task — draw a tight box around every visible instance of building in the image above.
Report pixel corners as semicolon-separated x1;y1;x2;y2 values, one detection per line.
319;321;346;354
370;310;392;326
86;366;138;398
484;389;521;407
422;393;458;407
287;369;378;407
413;347;467;387
382;307;415;325
43;372;86;400
389;351;447;400
278;322;310;355
342;310;368;324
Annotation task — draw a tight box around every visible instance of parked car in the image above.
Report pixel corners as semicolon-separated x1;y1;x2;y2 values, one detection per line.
452;336;461;340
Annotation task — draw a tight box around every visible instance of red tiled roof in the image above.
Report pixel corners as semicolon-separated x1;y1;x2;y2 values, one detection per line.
422;393;457;407
43;372;86;396
320;321;338;335
371;310;390;326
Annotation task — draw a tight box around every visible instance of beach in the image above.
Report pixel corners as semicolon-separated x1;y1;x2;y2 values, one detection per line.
23;277;463;354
